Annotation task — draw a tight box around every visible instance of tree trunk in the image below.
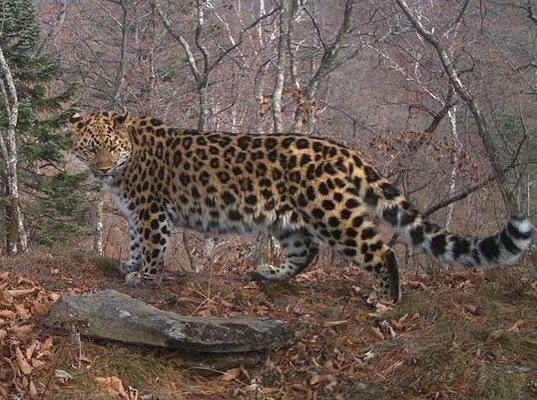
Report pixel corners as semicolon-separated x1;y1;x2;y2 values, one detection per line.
272;0;291;133
446;106;460;229
94;193;104;255
0;44;27;255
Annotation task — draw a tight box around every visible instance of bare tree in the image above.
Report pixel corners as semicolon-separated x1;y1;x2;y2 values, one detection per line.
289;0;359;134
0;45;28;255
394;0;518;213
155;0;278;131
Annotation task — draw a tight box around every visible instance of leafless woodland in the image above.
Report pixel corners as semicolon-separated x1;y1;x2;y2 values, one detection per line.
50;0;535;223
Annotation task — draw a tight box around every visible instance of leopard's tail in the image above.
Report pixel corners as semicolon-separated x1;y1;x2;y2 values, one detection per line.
361;174;533;268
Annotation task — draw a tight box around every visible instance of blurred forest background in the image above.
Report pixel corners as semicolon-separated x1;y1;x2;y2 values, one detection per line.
0;0;535;261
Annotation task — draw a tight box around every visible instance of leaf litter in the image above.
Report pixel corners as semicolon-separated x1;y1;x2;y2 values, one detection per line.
0;248;536;399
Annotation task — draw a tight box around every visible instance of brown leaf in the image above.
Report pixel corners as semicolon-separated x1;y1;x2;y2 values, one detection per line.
29;380;38;397
32;302;49;317
40;336;54;352
1;291;14;304
309;373;322;385
15;346;33;375
31;358;46;369
370;327;384;340
54;369;73;383
10;324;33;339
94;376;129;398
220;367;241;382
7;288;36;297
49;292;61;302
486;329;506;343
14;303;31;320
26;340;39;359
463;304;478;314
0;384;8;399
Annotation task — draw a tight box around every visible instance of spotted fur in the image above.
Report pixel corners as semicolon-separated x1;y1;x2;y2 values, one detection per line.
68;111;533;302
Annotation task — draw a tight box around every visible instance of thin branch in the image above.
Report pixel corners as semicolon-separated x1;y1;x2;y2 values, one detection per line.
394;0;515;212
444;0;471;38
154;1;202;83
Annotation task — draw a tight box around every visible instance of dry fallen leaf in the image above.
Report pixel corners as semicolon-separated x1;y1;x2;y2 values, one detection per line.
370;327;384;340
1;290;14;304
94;376;129;399
463;304;478;314
26;340;38;359
7;288;36;297
28;380;38;397
15;346;33;375
0;384;8;399
10;324;34;339
48;292;61;302
220;367;241;382
486;329;506;343
309;373;322;385
32;302;49;317
0;309;15;318
14;303;31;320
40;336;54;353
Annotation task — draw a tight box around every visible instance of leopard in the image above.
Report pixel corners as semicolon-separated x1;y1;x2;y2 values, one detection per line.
68;111;533;302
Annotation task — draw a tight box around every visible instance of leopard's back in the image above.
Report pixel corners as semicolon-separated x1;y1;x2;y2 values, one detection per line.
118;128;364;237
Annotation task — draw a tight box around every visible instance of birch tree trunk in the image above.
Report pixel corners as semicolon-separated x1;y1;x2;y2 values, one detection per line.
271;0;291;133
445;106;461;229
0;44;27;255
90;0;129;256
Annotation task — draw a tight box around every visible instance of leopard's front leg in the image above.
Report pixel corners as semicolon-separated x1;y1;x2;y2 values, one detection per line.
118;222;143;274
124;202;171;287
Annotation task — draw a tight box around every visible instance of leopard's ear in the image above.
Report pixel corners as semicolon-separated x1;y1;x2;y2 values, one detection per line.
68;113;84;129
114;111;129;127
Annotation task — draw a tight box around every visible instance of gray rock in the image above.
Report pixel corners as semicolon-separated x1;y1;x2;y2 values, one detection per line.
43;289;291;353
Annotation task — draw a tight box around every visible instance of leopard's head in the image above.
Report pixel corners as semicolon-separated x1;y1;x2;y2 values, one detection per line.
68;111;133;176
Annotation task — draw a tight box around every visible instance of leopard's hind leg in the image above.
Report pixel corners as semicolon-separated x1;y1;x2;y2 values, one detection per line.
253;228;320;281
306;199;401;302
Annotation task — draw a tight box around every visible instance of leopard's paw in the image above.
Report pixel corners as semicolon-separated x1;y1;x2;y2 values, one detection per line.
125;271;143;286
252;264;278;282
125;271;161;287
252;263;285;282
119;261;140;275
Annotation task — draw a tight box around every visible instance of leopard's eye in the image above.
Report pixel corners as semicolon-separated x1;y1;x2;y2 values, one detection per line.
110;144;119;152
81;147;96;158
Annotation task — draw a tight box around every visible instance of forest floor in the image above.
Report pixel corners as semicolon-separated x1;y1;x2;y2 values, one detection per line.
1;244;536;400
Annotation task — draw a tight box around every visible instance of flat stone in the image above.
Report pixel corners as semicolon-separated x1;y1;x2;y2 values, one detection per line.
43;289;291;353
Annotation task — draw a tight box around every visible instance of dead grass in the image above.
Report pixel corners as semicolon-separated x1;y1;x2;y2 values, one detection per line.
1;247;536;399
